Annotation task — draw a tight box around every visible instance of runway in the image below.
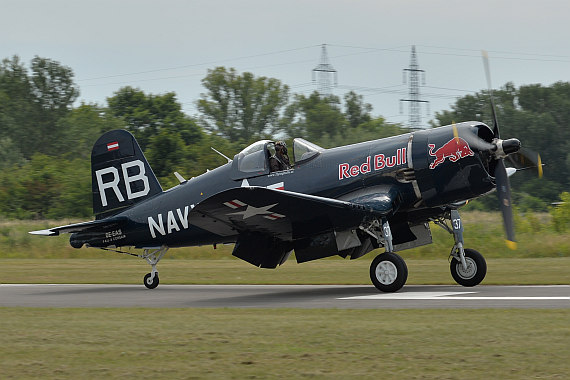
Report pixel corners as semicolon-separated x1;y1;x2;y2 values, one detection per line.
1;284;569;308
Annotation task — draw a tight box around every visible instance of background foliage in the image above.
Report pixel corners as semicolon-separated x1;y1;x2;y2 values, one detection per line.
0;55;567;219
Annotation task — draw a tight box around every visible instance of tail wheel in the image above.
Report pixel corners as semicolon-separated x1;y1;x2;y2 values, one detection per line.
370;252;408;292
450;248;486;287
143;273;159;289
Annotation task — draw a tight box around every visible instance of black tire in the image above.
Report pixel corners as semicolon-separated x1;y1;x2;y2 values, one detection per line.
143;272;159;289
450;248;486;287
370;252;408;292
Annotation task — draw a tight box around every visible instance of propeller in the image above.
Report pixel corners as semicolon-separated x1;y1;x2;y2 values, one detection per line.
445;52;544;249
507;148;543;179
481;50;519;249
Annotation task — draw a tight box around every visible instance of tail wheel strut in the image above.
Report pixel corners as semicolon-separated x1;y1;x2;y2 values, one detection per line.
142;245;169;289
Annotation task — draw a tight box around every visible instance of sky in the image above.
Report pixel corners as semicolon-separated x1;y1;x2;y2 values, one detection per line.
3;0;569;128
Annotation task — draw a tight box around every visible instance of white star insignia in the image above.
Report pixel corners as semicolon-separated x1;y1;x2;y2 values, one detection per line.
228;203;279;219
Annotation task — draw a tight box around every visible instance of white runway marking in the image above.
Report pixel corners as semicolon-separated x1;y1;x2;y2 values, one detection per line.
339;291;570;301
339;291;474;300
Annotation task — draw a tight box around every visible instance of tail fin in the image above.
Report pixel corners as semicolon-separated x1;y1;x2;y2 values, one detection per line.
91;130;162;219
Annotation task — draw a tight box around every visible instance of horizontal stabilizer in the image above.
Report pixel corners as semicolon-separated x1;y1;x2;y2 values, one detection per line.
29;217;127;236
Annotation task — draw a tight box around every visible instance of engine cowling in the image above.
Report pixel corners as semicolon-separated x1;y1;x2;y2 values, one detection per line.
412;122;495;207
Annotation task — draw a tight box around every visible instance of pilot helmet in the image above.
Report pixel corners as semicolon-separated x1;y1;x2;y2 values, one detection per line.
275;141;287;154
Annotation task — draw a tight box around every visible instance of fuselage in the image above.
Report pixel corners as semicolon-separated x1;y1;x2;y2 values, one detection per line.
71;122;496;250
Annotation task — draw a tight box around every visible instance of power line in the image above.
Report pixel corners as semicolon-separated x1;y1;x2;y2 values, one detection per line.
77;43;569;89
416;44;570;59
77;45;320;82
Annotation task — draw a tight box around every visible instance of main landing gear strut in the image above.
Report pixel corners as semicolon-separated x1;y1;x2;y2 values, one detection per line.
363;218;408;292
433;210;487;287
364;209;487;293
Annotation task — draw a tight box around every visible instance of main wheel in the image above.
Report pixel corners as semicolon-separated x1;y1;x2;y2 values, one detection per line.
370;252;408;292
143;272;159;289
450;248;486;287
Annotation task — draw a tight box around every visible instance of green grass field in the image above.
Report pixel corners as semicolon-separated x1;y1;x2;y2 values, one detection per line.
2;257;569;285
1;212;569;260
1;211;568;285
1;212;568;379
1;308;568;379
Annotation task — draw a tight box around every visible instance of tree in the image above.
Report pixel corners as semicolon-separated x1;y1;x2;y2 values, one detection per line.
281;92;347;143
107;87;202;150
29;56;79;116
54;104;123;160
0;55;79;158
0;154;91;218
197;67;289;143
0;56;34;161
344;91;372;128
144;130;187;179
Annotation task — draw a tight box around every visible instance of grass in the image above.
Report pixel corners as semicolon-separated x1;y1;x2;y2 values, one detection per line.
1;212;569;260
0;308;568;379
2;257;569;285
2;211;568;285
1;213;568;379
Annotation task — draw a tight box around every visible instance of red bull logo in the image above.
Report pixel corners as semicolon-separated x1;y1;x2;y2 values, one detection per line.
428;137;474;169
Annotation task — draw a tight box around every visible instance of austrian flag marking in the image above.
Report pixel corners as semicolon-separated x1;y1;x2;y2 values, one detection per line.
107;141;119;151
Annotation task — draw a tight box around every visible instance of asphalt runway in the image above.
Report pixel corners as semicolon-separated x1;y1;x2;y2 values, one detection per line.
1;284;569;309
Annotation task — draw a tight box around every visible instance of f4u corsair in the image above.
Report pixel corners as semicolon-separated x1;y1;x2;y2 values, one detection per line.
31;54;541;292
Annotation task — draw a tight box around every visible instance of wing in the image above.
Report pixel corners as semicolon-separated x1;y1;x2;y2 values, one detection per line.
190;187;381;240
189;186;400;268
29;217;128;236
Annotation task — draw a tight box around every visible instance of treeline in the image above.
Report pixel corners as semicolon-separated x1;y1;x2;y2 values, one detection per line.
0;55;568;219
0;56;406;218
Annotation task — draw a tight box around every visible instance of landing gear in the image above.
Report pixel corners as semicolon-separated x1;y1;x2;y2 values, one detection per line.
141;245;169;290
144;272;160;289
98;245;170;289
363;218;408;292
450;248;486;287
370;252;408;292
433;209;487;287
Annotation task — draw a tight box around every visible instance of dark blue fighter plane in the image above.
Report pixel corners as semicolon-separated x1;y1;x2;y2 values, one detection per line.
31;53;542;292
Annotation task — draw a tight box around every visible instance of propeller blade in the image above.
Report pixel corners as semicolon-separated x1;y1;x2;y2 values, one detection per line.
495;159;517;249
506;148;544;178
452;122;459;142
482;50;501;138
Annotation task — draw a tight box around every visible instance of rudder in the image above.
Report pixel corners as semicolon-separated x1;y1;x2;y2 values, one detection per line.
91;130;162;219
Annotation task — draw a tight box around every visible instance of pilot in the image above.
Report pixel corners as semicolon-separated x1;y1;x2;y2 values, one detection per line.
269;141;291;172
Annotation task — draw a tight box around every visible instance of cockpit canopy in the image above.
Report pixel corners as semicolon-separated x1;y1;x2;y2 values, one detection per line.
231;138;323;180
292;138;322;163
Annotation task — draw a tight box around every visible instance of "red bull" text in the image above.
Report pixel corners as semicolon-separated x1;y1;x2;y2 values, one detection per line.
339;148;407;180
